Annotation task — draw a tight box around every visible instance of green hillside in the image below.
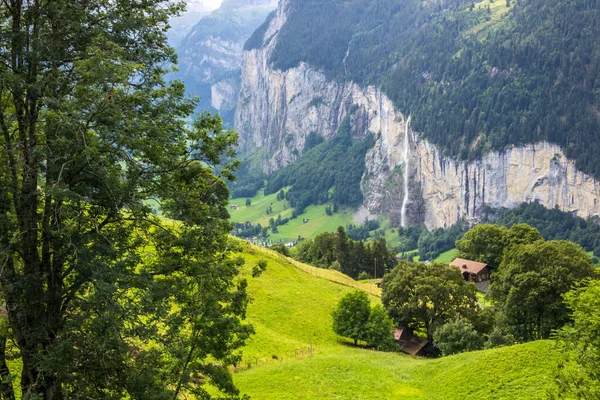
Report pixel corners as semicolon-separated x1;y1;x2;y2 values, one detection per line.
231;241;560;399
230;189;355;242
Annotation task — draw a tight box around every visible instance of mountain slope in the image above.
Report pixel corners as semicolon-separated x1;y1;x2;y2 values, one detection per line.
266;0;600;177
172;0;277;124
235;0;600;229
232;241;560;399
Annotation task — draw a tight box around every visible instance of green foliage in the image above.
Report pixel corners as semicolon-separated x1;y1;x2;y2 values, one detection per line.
0;1;250;398
381;261;480;340
264;118;375;213
491;241;597;341
457;224;511;267
267;0;600;177
434;319;484;356
554;280;600;399
357;271;372;281
295;227;397;279
457;223;543;267
332;292;395;349
417;223;467;261
365;305;397;351
332;291;372;345
270;243;290;257
490;202;600;255
484;327;516;350
252;259;269;278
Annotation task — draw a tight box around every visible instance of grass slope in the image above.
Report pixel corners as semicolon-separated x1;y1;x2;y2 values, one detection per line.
230;189;354;242
233;242;560;399
435;248;458;264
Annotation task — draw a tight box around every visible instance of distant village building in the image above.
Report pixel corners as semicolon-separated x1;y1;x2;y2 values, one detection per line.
230;204;239;210
375;279;383;288
451;258;490;283
394;327;428;356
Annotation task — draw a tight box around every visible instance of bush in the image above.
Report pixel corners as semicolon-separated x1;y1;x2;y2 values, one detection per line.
484;327;516;349
433;319;484;356
357;271;371;281
366;305;397;351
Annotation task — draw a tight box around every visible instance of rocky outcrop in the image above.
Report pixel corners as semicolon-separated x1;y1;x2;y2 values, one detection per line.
235;0;600;229
172;0;277;124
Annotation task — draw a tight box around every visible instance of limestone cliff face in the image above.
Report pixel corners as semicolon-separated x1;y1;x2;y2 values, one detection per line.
172;0;277;123
235;0;600;229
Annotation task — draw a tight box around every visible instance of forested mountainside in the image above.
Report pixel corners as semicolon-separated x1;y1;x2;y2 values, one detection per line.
254;0;600;177
171;0;277;123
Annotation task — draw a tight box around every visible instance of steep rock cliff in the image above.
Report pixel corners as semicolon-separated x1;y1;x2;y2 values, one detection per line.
172;0;277;124
235;0;600;229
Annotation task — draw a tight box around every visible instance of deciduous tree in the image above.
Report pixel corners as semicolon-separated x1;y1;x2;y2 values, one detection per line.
554;280;600;399
433;318;483;356
381;261;480;340
0;1;250;398
491;241;597;341
332;291;371;346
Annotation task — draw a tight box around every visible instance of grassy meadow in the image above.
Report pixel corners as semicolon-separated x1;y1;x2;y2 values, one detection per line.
230;189;354;242
231;241;560;400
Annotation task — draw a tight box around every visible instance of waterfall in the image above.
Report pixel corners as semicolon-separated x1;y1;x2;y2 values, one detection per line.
401;116;412;227
343;40;351;82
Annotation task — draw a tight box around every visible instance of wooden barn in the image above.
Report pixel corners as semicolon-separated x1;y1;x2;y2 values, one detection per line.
451;258;490;283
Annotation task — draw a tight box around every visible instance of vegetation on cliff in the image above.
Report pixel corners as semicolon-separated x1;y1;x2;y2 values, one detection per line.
267;0;600;176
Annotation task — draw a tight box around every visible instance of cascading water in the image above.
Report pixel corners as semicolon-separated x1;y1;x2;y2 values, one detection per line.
400;116;411;227
343;40;351;82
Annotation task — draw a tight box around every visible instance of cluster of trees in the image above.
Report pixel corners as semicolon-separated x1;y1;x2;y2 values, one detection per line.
269;214;290;233
395;202;600;262
228;162;265;199
268;0;600;177
381;261;481;344
233;222;268;239
489;202;600;258
553;280;600;398
379;223;596;357
0;0;252;398
346;220;382;241
264;118;375;214
294;227;397;279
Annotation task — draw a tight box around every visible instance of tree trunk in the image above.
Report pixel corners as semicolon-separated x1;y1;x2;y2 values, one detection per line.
0;331;15;400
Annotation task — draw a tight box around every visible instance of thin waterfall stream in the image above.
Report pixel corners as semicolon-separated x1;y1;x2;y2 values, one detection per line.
400;115;412;227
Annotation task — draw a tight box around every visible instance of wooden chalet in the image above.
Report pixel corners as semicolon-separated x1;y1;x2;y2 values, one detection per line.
394;327;428;356
451;258;490;283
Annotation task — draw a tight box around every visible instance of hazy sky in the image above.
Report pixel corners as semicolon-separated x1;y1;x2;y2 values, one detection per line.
186;0;223;12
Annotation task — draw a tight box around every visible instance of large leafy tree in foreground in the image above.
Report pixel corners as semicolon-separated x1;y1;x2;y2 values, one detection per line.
0;1;250;399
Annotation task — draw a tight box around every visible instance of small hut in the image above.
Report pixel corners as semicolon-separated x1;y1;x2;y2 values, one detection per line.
450;258;490;283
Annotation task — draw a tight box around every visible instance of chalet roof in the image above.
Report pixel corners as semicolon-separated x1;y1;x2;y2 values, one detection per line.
394;328;429;356
451;258;488;275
